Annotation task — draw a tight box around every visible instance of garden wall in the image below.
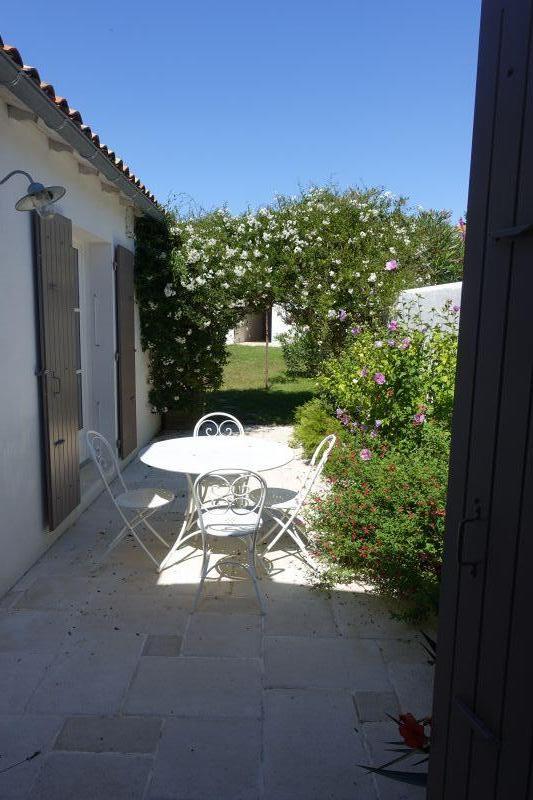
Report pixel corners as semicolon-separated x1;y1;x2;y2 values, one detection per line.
397;281;462;326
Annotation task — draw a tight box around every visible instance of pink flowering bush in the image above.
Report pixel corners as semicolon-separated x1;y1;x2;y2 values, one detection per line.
310;423;450;622
293;308;457;620
315;306;458;445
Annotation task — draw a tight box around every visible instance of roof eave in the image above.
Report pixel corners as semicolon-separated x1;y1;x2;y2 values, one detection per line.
0;49;163;221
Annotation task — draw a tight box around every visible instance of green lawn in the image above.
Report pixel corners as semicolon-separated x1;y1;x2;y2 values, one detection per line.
208;344;315;425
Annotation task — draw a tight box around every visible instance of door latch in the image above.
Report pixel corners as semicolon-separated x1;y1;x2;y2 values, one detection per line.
457;499;484;576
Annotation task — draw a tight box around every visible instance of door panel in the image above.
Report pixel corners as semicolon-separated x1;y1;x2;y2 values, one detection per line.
429;1;533;797
115;245;137;459
33;212;80;530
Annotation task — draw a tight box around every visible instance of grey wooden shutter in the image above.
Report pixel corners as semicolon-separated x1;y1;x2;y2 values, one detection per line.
115;245;137;459
429;1;533;797
33;212;80;530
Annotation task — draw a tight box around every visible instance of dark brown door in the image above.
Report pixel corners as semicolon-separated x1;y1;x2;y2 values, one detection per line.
115;244;137;459
429;1;533;797
33;212;80;530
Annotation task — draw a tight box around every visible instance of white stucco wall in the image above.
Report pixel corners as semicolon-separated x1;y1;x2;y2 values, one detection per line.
397;281;462;325
271;305;291;344
0;94;160;594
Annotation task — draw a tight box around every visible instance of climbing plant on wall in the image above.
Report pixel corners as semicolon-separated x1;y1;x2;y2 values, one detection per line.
134;186;464;414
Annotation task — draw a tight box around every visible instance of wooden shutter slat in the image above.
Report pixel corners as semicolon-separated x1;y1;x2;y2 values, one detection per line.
115;245;137;459
429;1;533;797
33;212;80;530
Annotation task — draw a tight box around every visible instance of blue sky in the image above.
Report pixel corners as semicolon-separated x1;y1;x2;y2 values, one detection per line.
2;1;481;219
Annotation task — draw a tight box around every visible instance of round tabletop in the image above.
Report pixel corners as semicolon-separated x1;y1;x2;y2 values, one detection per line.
140;436;295;475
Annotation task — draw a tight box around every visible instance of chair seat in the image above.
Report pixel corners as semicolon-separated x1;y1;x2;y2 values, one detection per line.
116;487;175;511
202;508;261;537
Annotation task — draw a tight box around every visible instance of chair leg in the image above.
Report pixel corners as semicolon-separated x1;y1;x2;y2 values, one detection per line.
248;538;265;614
139;514;170;548
258;515;281;545
101;524;129;560
192;538;210;613
264;513;290;552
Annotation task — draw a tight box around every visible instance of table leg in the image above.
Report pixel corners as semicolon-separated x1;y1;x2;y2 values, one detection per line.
158;474;199;573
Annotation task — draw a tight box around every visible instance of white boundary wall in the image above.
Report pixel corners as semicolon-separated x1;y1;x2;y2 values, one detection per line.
397;281;462;325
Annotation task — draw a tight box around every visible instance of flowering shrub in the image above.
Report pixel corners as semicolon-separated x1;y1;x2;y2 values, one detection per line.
316;305;459;444
311;424;450;621
135;186;464;412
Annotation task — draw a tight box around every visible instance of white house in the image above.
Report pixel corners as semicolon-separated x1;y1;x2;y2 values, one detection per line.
0;37;162;595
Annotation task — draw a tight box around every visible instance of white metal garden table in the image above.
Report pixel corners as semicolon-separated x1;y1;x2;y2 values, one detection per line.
140;436;294;571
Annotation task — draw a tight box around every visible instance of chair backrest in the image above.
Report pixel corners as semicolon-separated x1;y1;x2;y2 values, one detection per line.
299;434;336;502
193;469;266;536
86;430;127;498
193;412;244;438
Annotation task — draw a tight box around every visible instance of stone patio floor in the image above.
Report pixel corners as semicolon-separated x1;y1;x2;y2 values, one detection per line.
0;426;433;800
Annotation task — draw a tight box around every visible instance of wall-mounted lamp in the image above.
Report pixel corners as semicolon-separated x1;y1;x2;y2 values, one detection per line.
0;169;66;217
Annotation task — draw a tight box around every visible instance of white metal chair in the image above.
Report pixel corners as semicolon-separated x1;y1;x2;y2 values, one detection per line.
260;434;336;554
192;469;266;613
157;413;245;573
86;430;174;569
193;412;244;437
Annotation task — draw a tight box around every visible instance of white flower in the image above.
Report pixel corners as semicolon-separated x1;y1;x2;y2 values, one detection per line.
368;273;377;283
164;283;176;298
374;340;383;348
327;309;336;319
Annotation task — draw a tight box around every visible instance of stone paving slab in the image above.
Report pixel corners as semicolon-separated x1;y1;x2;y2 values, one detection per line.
13;577;100;614
0;652;55;713
354;690;400;723
332;590;418;640
0;610;75;654
263;688;377;800
27;632;145;715
143;634;182;657
124;655;263;718
361;721;427;800
182;611;261;658
0;425;431;799
147;717;261;800
264;635;391;691
54;715;162;754
0;715;63;799
28;752;152;800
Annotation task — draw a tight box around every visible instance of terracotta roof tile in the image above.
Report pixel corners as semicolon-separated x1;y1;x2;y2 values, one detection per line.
0;33;159;207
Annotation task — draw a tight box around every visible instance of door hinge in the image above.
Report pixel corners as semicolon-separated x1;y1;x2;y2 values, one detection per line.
114;352;120;362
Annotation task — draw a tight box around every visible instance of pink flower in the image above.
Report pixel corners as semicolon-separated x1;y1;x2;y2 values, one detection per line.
351;326;362;335
413;413;426;426
452;304;460;313
388;320;399;331
373;372;386;385
399;337;411;350
385;259;398;271
360;448;372;461
360;367;369;377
